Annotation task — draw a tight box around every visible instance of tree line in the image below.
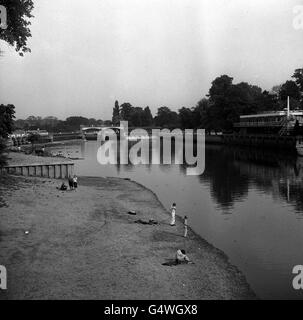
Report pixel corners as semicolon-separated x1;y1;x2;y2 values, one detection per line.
14;116;112;133
12;67;303;134
112;68;303;133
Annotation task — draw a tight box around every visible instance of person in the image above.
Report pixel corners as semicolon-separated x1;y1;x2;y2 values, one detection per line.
161;249;193;267
68;175;74;190
58;182;67;191
170;203;176;226
73;175;78;190
175;249;190;264
183;216;188;237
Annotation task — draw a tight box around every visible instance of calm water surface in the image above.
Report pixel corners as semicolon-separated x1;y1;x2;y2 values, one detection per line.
48;139;303;299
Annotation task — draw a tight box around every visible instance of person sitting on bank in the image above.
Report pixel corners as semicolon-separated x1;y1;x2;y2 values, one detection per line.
162;249;193;267
176;249;190;264
58;182;67;191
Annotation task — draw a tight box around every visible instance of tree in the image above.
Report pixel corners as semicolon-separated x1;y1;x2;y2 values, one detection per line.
129;107;144;127
142;106;153;127
41;116;59;132
259;90;279;112
88;118;98;126
206;75;235;132
120;103;133;122
292;69;303;92
103;120;112;126
279;80;301;101
0;104;15;167
178;107;194;129
96;119;104;126
0;104;15;137
205;75;279;132
154;106;180;128
194;98;210;130
112;100;120;125
65;116;89;131
292;69;303;107
0;0;34;56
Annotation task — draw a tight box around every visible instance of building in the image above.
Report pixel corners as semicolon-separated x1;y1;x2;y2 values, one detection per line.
233;99;303;136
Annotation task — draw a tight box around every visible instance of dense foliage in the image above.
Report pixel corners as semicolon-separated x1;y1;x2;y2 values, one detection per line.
108;69;303;132
14;116;107;132
0;0;34;56
0;104;15;167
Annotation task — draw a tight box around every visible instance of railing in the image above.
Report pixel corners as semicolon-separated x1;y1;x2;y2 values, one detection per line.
1;162;74;179
234;120;294;128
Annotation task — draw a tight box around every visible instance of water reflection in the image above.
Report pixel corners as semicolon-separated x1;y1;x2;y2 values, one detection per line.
50;140;303;216
200;145;250;211
212;145;303;215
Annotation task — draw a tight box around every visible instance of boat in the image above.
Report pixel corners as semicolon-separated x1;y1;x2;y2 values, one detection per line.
228;97;303;154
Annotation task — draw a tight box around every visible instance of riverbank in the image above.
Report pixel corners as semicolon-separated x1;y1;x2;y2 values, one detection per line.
6;151;73;166
0;170;256;299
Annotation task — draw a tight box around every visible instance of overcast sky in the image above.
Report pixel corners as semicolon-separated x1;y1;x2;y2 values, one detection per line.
1;0;303;120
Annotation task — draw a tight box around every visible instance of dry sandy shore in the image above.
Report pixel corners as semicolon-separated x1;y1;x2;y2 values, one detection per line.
0;174;256;300
6;152;73;166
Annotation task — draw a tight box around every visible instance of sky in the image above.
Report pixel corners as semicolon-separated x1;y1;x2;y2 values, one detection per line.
0;0;303;120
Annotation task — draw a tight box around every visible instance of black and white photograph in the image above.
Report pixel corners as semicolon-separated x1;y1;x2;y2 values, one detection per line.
1;0;303;304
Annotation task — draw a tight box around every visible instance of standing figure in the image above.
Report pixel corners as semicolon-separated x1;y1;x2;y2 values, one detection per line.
184;216;188;238
170;203;176;226
73;175;78;190
68;175;74;190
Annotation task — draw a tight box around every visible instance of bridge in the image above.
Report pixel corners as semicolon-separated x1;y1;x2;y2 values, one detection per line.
80;126;124;133
80;126;125;141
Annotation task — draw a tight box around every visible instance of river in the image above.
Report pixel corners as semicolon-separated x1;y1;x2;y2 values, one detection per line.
47;138;303;299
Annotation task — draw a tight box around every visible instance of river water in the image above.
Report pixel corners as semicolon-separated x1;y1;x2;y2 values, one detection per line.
47;138;303;299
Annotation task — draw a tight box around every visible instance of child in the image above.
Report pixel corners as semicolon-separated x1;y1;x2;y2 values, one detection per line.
73;175;78;190
170;203;176;226
57;182;67;191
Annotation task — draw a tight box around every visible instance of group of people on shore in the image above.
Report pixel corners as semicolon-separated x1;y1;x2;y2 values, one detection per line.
169;202;192;265
170;203;188;238
58;175;78;191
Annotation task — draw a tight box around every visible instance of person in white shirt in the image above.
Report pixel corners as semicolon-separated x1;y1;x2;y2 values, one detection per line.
73;175;78;189
184;216;188;237
170;203;176;226
176;249;190;264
